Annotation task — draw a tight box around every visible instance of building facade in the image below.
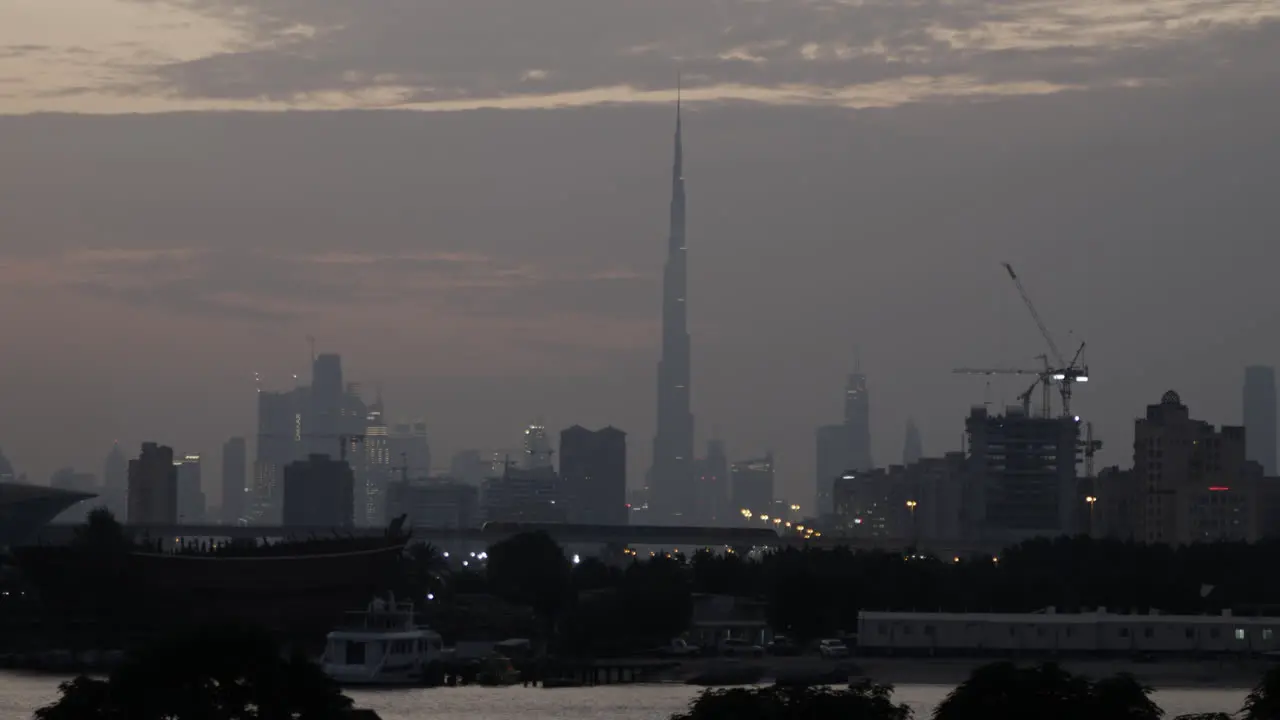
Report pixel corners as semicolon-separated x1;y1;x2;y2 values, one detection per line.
386;478;479;529
221;437;247;526
1244;366;1276;476
282;454;355;528
175;453;205;524
481;466;564;524
1131;390;1258;544
128;442;177;524
559;425;627;526
964;406;1080;545
731;454;775;522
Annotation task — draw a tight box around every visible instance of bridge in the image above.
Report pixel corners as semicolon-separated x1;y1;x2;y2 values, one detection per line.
33;521;990;555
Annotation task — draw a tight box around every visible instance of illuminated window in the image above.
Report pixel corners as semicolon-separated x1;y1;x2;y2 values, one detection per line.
1235;628;1246;641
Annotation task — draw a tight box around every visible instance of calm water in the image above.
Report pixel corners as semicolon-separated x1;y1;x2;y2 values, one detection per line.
0;673;1251;720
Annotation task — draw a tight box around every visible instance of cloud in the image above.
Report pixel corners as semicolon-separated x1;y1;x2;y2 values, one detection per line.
109;0;1280;109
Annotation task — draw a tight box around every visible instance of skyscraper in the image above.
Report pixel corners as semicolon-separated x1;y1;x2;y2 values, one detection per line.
845;372;872;471
1244;366;1276;476
903;419;923;466
559;425;627;526
102;442;128;517
309;353;344;454
221;437;247;525
523;422;554;470
175;453;205;523
253;386;306;524
128;442;177;524
282;454;355;528
649;94;694;522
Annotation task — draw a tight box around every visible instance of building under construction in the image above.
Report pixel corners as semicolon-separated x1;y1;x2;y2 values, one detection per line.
964;405;1083;546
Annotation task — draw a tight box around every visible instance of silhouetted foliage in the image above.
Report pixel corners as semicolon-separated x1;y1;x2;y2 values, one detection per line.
71;507;133;553
934;662;1162;720
486;531;572;647
1243;664;1280;720
399;542;448;602
671;681;911;720
35;623;354;720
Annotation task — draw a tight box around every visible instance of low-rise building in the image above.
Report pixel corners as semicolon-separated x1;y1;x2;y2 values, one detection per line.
857;610;1280;655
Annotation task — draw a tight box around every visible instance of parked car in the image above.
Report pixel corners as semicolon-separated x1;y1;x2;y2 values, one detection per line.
718;638;764;658
767;635;802;656
818;638;850;659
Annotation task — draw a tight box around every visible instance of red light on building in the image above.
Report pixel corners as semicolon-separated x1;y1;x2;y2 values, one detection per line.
1208;486;1230;492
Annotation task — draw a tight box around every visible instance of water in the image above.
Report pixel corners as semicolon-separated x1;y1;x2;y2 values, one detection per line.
0;674;1250;720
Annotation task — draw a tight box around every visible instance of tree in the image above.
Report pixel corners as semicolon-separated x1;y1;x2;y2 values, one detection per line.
1243;664;1280;720
485;532;572;645
934;662;1162;720
400;542;448;603
671;682;911;720
35;623;354;720
71;507;133;553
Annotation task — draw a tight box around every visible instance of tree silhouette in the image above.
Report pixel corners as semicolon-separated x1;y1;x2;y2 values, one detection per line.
671;681;911;720
935;662;1162;720
35;623;354;720
1243;664;1280;720
486;531;572;647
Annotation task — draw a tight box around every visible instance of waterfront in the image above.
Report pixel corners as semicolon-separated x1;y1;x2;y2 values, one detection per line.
0;672;1252;720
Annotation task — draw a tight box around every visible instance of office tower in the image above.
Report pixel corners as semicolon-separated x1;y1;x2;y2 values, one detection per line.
1244;366;1277;476
102;442;128;517
693;439;729;525
815;424;845;516
386;479;479;529
253;386;306;524
1131;390;1258;544
175;453;205;523
308;353;344;454
128;442;177;524
730;453;774;523
481;466;563;523
282;454;355;528
559;425;627;525
389;420;431;478
523;423;554;470
649;95;695;523
845;372;873;471
964;406;1080;545
221;437;247;525
354;393;391;527
903;419;924;466
449;450;487;485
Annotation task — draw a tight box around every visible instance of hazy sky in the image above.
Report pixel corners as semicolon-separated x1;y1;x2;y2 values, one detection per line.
2;0;1280;509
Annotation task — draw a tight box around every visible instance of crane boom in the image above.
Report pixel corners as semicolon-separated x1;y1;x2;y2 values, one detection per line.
1002;262;1065;366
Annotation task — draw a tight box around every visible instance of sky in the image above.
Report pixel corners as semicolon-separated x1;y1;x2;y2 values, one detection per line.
2;0;1280;509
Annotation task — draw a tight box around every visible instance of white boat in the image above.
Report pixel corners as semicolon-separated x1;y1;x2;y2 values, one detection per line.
321;593;444;686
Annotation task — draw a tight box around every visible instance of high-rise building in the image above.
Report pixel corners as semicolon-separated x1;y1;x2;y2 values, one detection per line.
903;419;924;466
523;423;555;470
815;424;845;517
648;97;695;523
845;372;873;471
1244;366;1277;476
964;406;1080;545
731;454;775;523
253;386;306;524
1130;390;1258;544
175;453;205;523
127;442;177;524
389;420;431;478
481;466;564;523
449;450;487;485
358;394;391;527
282;454;354;528
309;354;345;451
0;447;16;483
693;439;730;525
386;478;479;529
102;442;128;518
559;425;627;525
221;437;247;525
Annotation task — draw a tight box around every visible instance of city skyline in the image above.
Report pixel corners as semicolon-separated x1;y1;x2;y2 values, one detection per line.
2;3;1280;509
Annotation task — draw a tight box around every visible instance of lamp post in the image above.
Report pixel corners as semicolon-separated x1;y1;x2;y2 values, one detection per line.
1085;495;1097;537
905;500;918;546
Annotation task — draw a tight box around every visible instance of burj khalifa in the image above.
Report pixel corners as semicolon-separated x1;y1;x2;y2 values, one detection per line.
648;97;695;522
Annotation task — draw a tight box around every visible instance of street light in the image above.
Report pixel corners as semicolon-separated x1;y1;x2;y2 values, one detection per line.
1085;495;1097;536
905;500;919;544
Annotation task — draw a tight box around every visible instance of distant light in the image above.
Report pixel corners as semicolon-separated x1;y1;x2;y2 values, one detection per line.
854;518;863;525
426;593;435;601
1077;376;1089;383
953;556;960;563
572;554;581;564
1074;416;1081;422
842;475;856;480
443;552;449;558
1209;486;1230;492
1052;374;1066;381
462;560;468;566
469;552;476;557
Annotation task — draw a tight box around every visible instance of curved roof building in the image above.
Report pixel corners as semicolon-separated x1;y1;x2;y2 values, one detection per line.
0;483;96;547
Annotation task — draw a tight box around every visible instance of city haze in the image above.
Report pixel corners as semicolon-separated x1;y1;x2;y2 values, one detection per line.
2;0;1280;508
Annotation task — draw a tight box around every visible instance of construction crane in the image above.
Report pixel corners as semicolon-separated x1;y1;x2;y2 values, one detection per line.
952;364;1050;416
1001;262;1090;416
